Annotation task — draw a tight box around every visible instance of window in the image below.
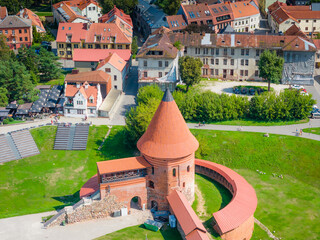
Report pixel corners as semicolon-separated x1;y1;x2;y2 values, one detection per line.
4;30;7;34
58;44;64;48
241;49;245;55
89;7;91;10
305;27;308;31
173;168;176;177
74;44;78;48
165;61;168;67
240;70;244;76
314;20;316;23
230;69;234;76
117;45;123;49
59;51;64;55
158;72;162;77
256;60;259;66
246;49;249;56
256;49;260;56
245;59;249;66
91;62;95;66
187;166;190;172
215;69;219;75
241;59;244;66
105;68;111;72
25;37;28;41
88;44;93;48
203;48;208;54
211;69;214;75
306;20;309;23
231;48;234;55
158;61;162;67
77;109;84;114
195;48;200;54
245;70;248;76
19;29;21;33
215;59;219;65
24;29;27;33
90;109;93;113
223;59;227;65
143;60;147;67
216;48;219;55
20;37;22;41
144;71;147;78
211;48;214;55
114;75;117;81
224;48;227;55
211;58;214;65
149;181;154;188
231;59;234;65
255;70;259;76
152;167;154;175
93;6;95;10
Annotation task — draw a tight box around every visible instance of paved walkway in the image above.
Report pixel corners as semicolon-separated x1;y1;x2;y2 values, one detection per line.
0;210;152;240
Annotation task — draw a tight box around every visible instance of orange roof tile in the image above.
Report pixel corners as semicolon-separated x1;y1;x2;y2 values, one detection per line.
166;15;187;31
167;190;208;238
284;24;307;39
99;5;133;27
56;22;87;42
65;82;98;106
186;229;210;240
97;156;151;175
96;52;127;71
65;70;111;84
313;39;320;50
230;1;259;19
73;49;131;62
80;174;99;198
137;89;199;159
17;8;45;32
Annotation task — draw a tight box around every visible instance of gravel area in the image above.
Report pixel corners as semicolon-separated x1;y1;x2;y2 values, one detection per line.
203;80;289;96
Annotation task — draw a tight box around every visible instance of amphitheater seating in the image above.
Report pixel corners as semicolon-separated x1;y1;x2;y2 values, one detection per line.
0;134;18;163
72;124;89;150
195;159;257;237
54;124;89;150
10;130;40;158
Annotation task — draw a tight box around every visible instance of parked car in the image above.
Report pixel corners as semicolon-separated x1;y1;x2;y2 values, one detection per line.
241;87;248;94
311;110;320;119
249;88;255;95
233;87;240;94
292;84;304;90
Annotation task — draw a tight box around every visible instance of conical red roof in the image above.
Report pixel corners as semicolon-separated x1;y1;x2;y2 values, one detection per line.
137;89;199;159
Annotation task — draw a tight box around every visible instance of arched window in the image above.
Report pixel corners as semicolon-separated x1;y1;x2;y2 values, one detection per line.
151;167;154;175
187;165;190;172
149;181;154;188
173;168;176;177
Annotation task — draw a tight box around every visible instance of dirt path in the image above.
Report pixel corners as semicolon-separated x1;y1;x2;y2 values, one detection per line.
254;218;279;240
194;184;206;217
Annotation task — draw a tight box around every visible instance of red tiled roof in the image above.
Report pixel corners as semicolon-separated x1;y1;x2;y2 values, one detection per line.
96;52;127;71
99;5;133;28
167;190;209;239
65;82;98;106
80;174;99;198
286;10;320;20
97;156;151;175
53;0;101;11
195;159;257;234
56;23;87;42
313;39;320;50
284;24;307;39
73;49;131;62
186;229;210;240
230;1;259;19
137;89;199;159
166;15;187;31
0;6;8;20
17;8;45;32
65;70;111;84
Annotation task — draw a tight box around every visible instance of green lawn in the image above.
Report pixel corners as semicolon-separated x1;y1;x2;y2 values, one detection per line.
95;224;182;240
0;125;134;218
188;118;309;126
303;127;320;135
3;120;25;125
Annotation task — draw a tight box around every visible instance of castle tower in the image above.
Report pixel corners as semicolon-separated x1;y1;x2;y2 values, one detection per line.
137;89;199;210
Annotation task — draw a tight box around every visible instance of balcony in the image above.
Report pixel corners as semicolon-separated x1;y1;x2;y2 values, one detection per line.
101;169;147;184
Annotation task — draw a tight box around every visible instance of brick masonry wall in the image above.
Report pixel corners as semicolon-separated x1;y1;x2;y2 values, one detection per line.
220;215;254;240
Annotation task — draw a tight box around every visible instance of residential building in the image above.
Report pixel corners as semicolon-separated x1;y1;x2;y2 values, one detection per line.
287;0;310;6
138;27;316;86
133;0;169;39
230;1;260;32
167;1;260;33
268;1;320;37
98;5;133;39
56;22;132;59
17;8;46;32
0;15;32;49
73;49;131;71
136;27;180;91
0;6;8;21
311;39;319;70
64;81;103;117
65;70;111;99
96;53;130;91
53;0;102;23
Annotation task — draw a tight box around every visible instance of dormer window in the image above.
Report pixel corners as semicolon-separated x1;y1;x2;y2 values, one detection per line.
89;96;94;103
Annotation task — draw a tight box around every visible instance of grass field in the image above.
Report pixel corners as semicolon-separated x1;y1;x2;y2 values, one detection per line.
0;127;319;239
0;125;134;218
95;224;182;240
303;127;320;135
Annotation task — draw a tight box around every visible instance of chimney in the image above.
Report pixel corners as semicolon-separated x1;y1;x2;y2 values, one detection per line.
76;82;80;88
97;83;100;92
85;83;89;89
20;9;23;18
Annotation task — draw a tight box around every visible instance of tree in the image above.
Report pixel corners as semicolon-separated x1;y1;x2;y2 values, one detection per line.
98;0;138;14
38;48;62;81
18;46;40;84
32;26;42;44
131;36;138;56
156;0;180;15
0;87;8;107
136;85;163;105
0;35;15;61
258;50;284;91
0;60;38;102
179;56;203;92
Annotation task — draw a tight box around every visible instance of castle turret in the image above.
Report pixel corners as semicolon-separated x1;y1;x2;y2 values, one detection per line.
137;88;199;210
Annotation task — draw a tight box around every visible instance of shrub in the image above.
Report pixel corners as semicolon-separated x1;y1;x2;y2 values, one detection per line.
3;118;9;124
9;117;14;122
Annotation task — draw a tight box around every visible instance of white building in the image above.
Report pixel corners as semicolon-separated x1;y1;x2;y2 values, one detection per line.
64;81;102;117
96;53;130;91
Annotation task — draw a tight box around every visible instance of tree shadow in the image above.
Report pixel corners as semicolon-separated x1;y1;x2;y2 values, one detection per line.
52;190;80;211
